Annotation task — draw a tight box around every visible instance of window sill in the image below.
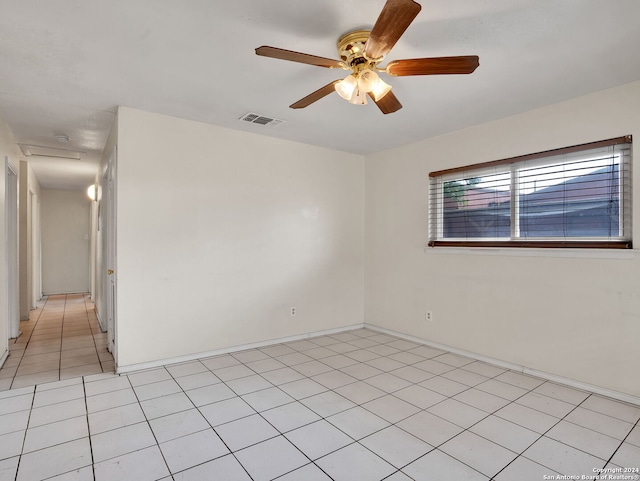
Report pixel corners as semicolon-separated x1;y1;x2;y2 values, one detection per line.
423;245;638;260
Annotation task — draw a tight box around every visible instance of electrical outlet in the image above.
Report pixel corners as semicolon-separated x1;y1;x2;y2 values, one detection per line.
426;311;433;321
291;307;296;316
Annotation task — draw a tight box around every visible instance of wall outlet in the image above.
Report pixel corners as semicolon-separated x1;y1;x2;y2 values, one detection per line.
291;307;296;316
426;311;433;321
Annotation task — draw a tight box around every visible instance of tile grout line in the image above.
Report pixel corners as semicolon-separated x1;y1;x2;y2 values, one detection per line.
158;365;259;481
9;296;51;390
81;377;97;481
122;371;175;481
155;332;571;480
12;384;37;481
493;390;635;478
602;415;640;470
199;358;340;481
57;295;67;383
245;336;608;479
6;328;638;480
176;335;485;479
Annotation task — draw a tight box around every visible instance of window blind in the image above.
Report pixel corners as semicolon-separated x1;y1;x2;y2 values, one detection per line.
428;136;632;248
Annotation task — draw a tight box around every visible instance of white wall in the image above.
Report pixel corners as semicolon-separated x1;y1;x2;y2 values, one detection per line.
116;107;364;368
40;189;90;294
365;81;640;398
0;113;22;366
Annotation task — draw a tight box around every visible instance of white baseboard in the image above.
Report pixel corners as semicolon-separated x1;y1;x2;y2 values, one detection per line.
42;290;89;296
116;323;365;375
0;350;8;369
365;324;640;407
115;321;639;406
95;308;107;333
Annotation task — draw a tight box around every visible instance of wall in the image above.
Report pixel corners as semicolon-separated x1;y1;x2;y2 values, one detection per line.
116;107;365;368
365;80;640;398
0;112;22;366
40;189;90;294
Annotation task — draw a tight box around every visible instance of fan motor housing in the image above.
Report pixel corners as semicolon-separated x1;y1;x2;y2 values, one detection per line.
337;30;377;68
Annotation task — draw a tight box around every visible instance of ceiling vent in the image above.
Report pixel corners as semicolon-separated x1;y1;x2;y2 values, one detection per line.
239;113;285;127
18;144;83;160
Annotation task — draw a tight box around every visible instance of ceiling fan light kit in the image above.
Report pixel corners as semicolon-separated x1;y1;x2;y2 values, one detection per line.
255;0;479;114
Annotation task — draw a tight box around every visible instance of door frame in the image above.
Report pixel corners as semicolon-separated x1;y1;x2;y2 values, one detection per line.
30;191;41;307
103;147;117;358
5;158;19;339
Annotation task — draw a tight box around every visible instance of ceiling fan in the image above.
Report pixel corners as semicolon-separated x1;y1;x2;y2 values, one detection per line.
255;0;479;114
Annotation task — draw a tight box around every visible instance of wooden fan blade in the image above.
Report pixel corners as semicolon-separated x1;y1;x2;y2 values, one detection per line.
365;0;422;60
290;81;340;109
386;56;479;76
256;46;344;69
368;91;402;114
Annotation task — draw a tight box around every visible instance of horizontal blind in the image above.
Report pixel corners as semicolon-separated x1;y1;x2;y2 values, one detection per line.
428;136;632;248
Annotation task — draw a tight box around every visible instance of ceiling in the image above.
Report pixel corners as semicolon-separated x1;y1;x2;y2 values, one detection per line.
2;0;640;190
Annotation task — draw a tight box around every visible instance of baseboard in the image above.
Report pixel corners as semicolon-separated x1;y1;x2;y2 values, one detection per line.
365;324;640;407
95;308;107;333
115;321;639;406
0;350;8;369
42;290;90;296
116;323;366;375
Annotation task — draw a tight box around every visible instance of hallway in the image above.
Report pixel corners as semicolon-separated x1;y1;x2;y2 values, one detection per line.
0;294;114;390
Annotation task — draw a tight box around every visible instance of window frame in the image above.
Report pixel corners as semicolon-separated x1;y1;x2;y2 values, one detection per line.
428;135;632;249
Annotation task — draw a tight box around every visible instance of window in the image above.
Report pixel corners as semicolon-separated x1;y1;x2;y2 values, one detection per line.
428;136;632;248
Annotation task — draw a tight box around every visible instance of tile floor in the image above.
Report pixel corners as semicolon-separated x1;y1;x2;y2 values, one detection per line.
0;294;114;391
0;328;639;481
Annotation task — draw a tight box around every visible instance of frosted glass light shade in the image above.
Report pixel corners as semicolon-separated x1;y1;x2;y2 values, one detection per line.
348;87;368;105
371;78;392;101
358;69;380;92
87;184;97;201
335;75;358;100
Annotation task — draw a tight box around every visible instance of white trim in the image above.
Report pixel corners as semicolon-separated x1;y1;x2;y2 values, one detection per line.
365;324;640;407
42;290;91;296
95;308;106;333
6;159;19;339
116;323;365;374
424;246;638;260
115;321;639;406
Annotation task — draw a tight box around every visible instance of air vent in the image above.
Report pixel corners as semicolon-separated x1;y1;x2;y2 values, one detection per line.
239;113;285;127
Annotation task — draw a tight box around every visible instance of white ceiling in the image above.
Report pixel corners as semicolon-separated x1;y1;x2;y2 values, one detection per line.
2;0;640;190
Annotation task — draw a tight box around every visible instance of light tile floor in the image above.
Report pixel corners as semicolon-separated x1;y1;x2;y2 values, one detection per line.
0;293;114;390
0;328;638;480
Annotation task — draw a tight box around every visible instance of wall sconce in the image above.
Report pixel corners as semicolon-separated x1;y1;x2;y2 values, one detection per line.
87;184;97;202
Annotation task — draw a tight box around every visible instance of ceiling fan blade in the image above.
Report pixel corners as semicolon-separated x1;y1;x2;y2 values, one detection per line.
365;0;422;60
368;91;402;114
290;81;340;109
386;56;479;76
256;46;344;69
